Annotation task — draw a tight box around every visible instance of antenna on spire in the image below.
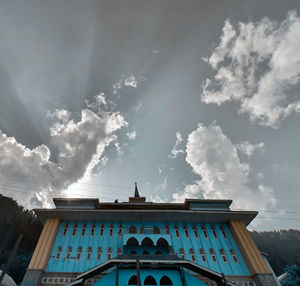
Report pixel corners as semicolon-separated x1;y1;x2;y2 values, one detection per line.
134;182;140;198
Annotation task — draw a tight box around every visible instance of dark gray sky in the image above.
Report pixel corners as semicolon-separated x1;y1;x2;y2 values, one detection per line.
0;0;300;230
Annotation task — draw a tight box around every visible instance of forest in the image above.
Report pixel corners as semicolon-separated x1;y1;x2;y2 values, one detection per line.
0;194;299;284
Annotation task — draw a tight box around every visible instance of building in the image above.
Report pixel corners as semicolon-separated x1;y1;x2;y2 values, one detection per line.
22;185;279;286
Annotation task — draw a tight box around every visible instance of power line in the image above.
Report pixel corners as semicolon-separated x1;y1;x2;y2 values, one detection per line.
256;217;300;221
260;210;300;214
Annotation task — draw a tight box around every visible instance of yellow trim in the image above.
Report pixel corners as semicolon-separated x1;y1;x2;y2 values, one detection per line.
28;218;60;270
28;218;51;269
229;220;270;274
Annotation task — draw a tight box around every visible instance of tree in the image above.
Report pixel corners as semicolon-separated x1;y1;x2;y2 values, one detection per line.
281;265;300;286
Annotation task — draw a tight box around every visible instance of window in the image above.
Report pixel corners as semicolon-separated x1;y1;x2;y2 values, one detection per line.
107;247;112;260
230;249;238;263
183;225;189;238
154;225;160;234
81;224;86;236
86;247;92;260
201;225;208;238
100;224;104;236
189;248;196;262
55;246;62;260
118;224;122;236
220;226;228;239
66;246;72;260
62;224;69;236
109;224;114;236
199;248;207;262
72;224;78;236
174;226;180;238
144;276;157;285
128;275;137;285
117;248;122;255
76;247;82;260
210;248;217;262
220;249;228;263
91;224;96;236
97;247;102;260
179;248;185;259
160;276;173;285
165;225;170;234
169;247;175;255
127;237;139;246
211;226;218;238
193;225;199;238
129;225;137;234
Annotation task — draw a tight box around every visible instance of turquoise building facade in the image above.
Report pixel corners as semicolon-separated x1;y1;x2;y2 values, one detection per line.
22;189;280;286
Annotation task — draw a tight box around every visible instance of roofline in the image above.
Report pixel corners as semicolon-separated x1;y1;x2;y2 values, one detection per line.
52;197;233;210
33;208;258;226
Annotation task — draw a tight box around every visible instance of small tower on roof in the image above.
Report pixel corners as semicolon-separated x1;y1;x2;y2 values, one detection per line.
134;182;140;197
129;182;146;203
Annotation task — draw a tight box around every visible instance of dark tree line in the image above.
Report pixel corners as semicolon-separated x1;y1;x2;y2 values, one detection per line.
0;194;300;284
0;194;42;284
250;230;300;276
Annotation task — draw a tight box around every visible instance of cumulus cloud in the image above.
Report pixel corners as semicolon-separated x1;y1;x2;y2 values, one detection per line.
169;132;185;159
172;123;276;210
202;11;300;127
0;95;127;208
150;195;168;203
113;74;147;95
126;130;136;140
236;141;264;158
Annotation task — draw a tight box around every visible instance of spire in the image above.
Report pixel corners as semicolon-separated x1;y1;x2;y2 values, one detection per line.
134;182;140;197
129;182;145;203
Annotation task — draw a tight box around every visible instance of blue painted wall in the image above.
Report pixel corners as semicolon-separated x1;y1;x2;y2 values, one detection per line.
92;268;207;286
46;221;250;276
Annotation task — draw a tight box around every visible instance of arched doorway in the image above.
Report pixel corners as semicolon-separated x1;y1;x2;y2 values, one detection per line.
144;275;157;285
160;276;173;285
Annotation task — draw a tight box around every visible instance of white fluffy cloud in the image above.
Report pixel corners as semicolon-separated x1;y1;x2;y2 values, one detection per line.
126;130;136;140
202;11;300;127
236;141;264;158
0;96;127;208
113;74;147;95
172;124;276;210
169;132;184;159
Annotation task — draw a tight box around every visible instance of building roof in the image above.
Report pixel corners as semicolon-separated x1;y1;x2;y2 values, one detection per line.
34;197;257;226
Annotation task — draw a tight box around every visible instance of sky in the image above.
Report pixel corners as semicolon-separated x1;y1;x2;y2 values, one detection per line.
0;0;300;230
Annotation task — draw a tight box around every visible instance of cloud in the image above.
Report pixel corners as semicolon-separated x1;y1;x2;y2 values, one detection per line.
0;95;127;208
114;141;123;156
202;11;300;127
112;74;147;95
155;177;168;191
236;141;264;158
150;195;168;203
100;156;108;166
126;130;136;140
169;132;185;159
257;172;264;180
172;123;276;211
